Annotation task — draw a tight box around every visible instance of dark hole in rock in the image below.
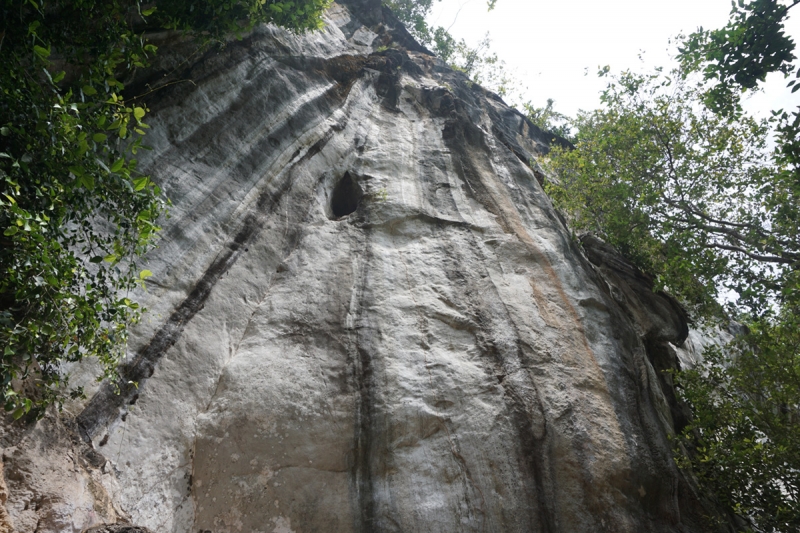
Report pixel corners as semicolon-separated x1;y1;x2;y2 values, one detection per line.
331;172;362;218
84;448;106;468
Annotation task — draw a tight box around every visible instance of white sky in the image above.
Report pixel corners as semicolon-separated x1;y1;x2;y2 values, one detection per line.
426;0;800;118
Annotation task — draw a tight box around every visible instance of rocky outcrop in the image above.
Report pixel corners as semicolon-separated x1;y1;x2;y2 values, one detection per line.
0;460;11;533
579;234;693;433
0;415;122;532
1;1;729;532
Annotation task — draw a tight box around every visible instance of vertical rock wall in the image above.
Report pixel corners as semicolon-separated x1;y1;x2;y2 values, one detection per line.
1;1;726;531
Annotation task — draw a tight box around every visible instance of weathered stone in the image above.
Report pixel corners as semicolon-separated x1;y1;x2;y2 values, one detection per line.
1;1;732;532
0;414;122;533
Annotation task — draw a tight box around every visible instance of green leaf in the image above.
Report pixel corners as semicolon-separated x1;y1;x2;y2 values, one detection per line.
133;177;149;191
3;226;18;236
68;165;85;177
33;45;50;59
110;158;125;173
82;85;97;96
92;133;107;143
81;174;95;190
133;107;146;121
142;6;157;15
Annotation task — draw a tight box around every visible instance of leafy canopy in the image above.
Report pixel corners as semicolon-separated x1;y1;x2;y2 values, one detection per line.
545;69;796;316
678;0;799;114
0;0;329;419
676;299;800;532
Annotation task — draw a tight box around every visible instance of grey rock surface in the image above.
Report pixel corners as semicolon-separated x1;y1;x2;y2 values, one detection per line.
1;1;727;531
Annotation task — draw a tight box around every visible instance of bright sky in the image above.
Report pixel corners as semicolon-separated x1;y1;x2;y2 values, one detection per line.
427;0;800;118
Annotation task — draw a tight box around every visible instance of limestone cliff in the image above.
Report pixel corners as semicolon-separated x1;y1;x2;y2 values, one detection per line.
1;1;728;531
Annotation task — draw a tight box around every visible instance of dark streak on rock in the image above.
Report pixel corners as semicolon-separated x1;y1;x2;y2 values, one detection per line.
354;345;377;533
348;225;377;533
438;104;557;532
76;128;340;444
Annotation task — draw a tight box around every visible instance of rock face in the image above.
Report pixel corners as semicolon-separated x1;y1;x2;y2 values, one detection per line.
1;1;725;531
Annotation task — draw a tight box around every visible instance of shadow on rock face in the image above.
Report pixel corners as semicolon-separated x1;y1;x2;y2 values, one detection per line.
83;525;153;533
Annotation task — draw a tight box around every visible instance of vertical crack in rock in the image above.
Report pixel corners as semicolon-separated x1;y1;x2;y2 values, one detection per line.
348;225;377;533
436;95;641;530
187;205;314;530
442;114;594;370
441;223;554;533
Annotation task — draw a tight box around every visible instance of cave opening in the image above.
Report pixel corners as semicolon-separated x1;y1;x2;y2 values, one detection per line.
330;172;362;218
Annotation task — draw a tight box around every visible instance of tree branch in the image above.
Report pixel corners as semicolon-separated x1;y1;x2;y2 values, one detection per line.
703;242;797;264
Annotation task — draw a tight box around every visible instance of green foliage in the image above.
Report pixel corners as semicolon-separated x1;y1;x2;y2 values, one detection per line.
383;0;439;42
152;0;330;37
675;299;800;532
437;32;519;97
678;1;800;284
543;68;796;315
678;0;798;114
670;6;800;527
0;0;329;418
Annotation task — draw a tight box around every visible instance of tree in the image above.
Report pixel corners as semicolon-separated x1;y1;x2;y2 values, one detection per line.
544;68;797;312
678;0;800;278
0;0;329;419
676;300;800;532
679;0;798;111
541;63;800;531
671;3;800;527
